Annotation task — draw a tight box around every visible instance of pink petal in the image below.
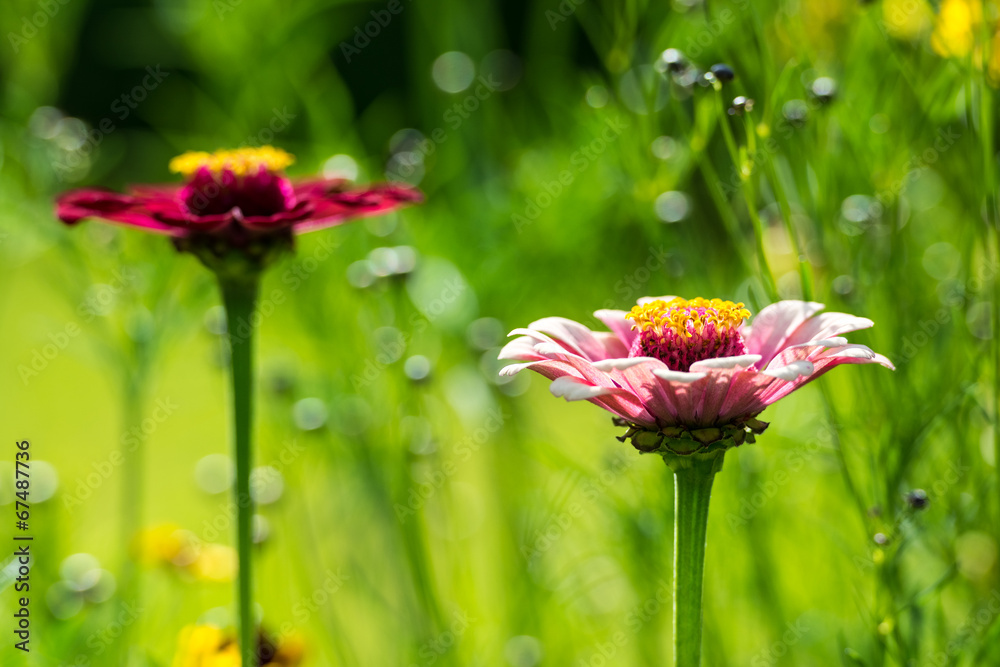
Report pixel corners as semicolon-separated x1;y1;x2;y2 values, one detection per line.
744;301;825;366
543;371;656;427
760;344;894;406
528;317;626;361
593;309;638;349
782;312;874;347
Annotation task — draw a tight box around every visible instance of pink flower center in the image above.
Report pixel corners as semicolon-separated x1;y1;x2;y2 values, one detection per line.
626;297;750;371
169;147;297;217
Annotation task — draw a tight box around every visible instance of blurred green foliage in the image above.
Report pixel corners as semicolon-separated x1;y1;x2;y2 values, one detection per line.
1;0;1000;665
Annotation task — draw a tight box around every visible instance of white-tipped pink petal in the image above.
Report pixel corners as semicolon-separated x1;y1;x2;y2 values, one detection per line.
783;312;874;347
528;317;623;361
498;361;537;377
761;360;815;380
745;301;825;365
507;327;555;343
759;344;895;406
498;336;547;362
813;344;895;370
786;337;848;350
593;357;658;371
689;354;762;371
652;369;708;383
550;376;618;400
594;309;638;349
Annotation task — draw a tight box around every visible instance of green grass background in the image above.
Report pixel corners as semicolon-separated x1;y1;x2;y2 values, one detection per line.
1;0;999;665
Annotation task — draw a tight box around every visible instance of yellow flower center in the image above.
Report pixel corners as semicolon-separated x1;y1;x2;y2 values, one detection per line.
169;146;295;178
626;297;750;338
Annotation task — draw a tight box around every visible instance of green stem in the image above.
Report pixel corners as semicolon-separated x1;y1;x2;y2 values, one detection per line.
669;454;723;667
120;372;143;579
977;32;1000;530
752;113;813;301
219;274;260;667
714;87;780;302
119;370;145;667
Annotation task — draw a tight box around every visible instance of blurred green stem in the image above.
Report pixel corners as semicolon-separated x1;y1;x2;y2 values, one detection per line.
750;113;813;301
120;371;144;581
119;367;146;667
220;274;260;667
977;47;1000;522
713;87;779;302
668;453;723;667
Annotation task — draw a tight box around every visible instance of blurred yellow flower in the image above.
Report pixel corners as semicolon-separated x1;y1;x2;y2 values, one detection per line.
882;0;933;41
931;0;982;57
134;523;197;567
191;544;238;583
929;0;1000;84
134;523;236;582
173;625;304;667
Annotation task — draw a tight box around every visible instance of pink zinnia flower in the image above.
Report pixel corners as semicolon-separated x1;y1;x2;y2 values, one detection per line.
56;146;421;243
500;296;893;453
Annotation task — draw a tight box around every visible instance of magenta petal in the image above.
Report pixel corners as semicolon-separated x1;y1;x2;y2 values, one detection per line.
56;189;184;235
57;175;422;240
290;182;423;234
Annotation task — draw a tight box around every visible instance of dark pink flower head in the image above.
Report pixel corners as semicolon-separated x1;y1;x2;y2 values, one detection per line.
499;296;894;455
56;146;422;272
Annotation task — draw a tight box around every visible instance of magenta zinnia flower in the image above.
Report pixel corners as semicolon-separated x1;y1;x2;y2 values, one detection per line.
56;146;421;258
500;296;893;453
